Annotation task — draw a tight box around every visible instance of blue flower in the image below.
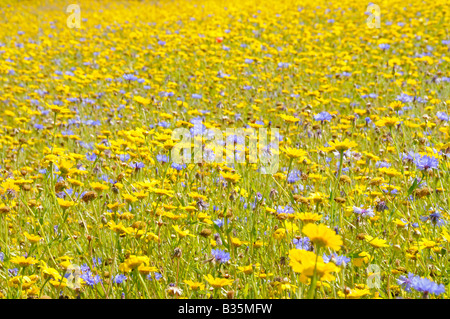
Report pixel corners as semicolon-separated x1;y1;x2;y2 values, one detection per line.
130;162;145;169
171;163;185;171
375;161;391;168
314;111;332;122
293;237;311;250
203;148;216;162
123;74;138;81
157;121;170;128
256;192;263;202
86;152;97;161
323;253;350;266
397;273;418;292
9;268;19;276
352;206;375;218
113;274;127;284
147;272;163;281
190;123;207;136
420;210;446;227
80;268;102;287
277;62;290;68
211;249;230;263
213;219;224;227
92;257;102;267
276;205;294;215
396;92;414;103
287;170;301;183
414;155;438;170
156;154;168;163
436;112;449;121
403;151;420;162
379;43;390;50
119;154;130;162
412;277;446;295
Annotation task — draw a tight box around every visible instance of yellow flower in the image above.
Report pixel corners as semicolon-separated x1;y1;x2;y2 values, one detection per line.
295;212;322;223
23;232;43;244
220;171;241;183
57;158;74;175
365;235;389;248
203;274;233;289
338;288;371;299
67;178;84;187
183;280;205;291
276;282;298;292
137;265;159;275
284;221;299;233
59;260;72;270
49;278;68;288
273;228;286;239
253;240;266;248
441;229;450;242
353;252;372;267
122;193;138;203
378;167;402;178
419;239;437;250
119;255;150;273
230;237;248;247
42;266;61;281
299;261;340;284
150;187;175;197
389;101;404;111
237;263;260;275
107;220;133;236
90;182;110;192
279;114;300;123
133;95;151;105
107;202;125;211
8;275;39;289
328;139;358;152
146;232;160;243
57;198;75;209
0;179;20;195
307;192;327;204
288;249;340;283
173;225;195;238
10;256;39;267
302;223;342;251
393;218;408;228
281;147;308;159
133;191;149;199
375;116;401;127
179;205;197;212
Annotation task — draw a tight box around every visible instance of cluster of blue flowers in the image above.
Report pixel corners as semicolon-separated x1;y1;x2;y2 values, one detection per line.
403;152;439;171
211;249;230;263
397;273;445;295
352;206;375;218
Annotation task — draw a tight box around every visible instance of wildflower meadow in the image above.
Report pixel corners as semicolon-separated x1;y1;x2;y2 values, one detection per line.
0;0;449;300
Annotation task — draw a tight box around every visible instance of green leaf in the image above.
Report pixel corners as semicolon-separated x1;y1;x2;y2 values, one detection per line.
407;178;419;196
